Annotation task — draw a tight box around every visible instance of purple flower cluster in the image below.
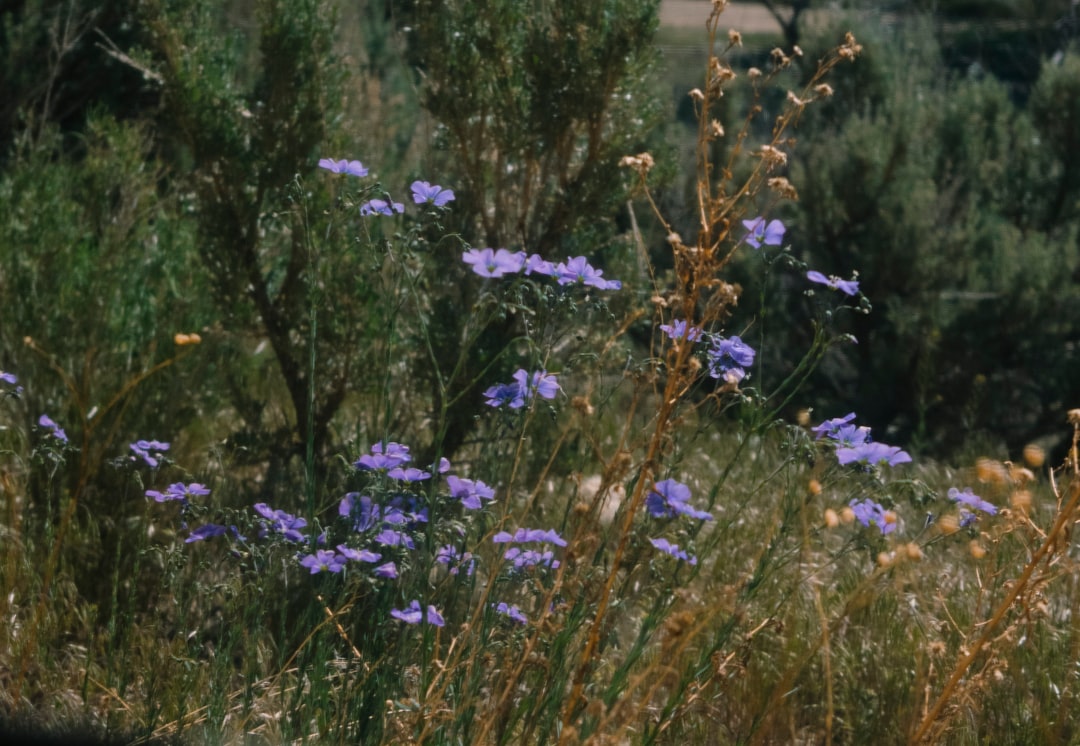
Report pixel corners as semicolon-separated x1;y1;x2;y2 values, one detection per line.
461;249;621;289
300;544;384;575
807;270;859;297
849;498;896;535
446;475;496;509
254;502;310;542
707;335;755;384
360;198;404;216
493;602;528;624
645;479;713;522
436;544;476;576
493;527;567;570
742;217;786;249
354;440;412;470
483;369;560;409
1;370;24;397
318;158;369;177
948;487;997;516
813;413;911;468
391;600;445;627
649;537;698;565
146;482;210;503
130;439;170;468
318;156;455;217
38;414;68;443
660;319;703;343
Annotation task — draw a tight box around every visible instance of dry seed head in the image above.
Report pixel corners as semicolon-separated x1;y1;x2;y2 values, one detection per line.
174;332;202;346
1022;443;1045;468
768;176;799;200
1008;464;1034;484
571;396;594;416
937;514;960;535
759;145;788;168
814;83;834;98
808;478;822;496
728;28;742;47
969;540;987;559
710;119;725;138
824;508;839;528
748;67;762;80
884;510;897;526
1010;489;1032;513
840;506;855;524
975;457;1008;485
877;551;894;568
1068;408;1080;425
786;90;809;107
904;542;924;561
712;0;728;10
796;408;811;426
619;152;654;176
793;45;803;57
771;47;791;67
839;32;863;60
689;88;705;102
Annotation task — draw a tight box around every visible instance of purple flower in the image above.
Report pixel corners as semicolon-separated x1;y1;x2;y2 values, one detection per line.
524;254;556;276
502;547;560;570
391;600;445;626
806;270;859;297
948;487;997;515
355;441;412;470
447;475;496;510
38;414;68;443
300;550;347;574
146;482;210;503
0;371;16;385
253;503;308;542
649;537;698;565
811;413;857;440
375;528;415;549
185;523;227;543
410;180;455;206
435;457;451;474
462;248;526;278
374;561;398;578
492;527;568;546
646;479;713;521
742;217;786;249
483;369;560;410
387;466;431;482
360;199;404;216
436;545;476;575
493;602;528;624
336;544;381;563
339;493;380;531
835;441;912;468
554;256;621;290
849;498;896;535
318;158;369;177
660;319;702;343
130;439;170;468
707;336;755;384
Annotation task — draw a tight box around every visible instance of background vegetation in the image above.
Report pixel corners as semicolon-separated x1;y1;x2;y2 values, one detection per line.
2;0;1080;743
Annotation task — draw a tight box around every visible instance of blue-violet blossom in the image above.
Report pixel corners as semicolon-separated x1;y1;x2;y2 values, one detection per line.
318;158;368;176
742;217;786;249
410;180;455;206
